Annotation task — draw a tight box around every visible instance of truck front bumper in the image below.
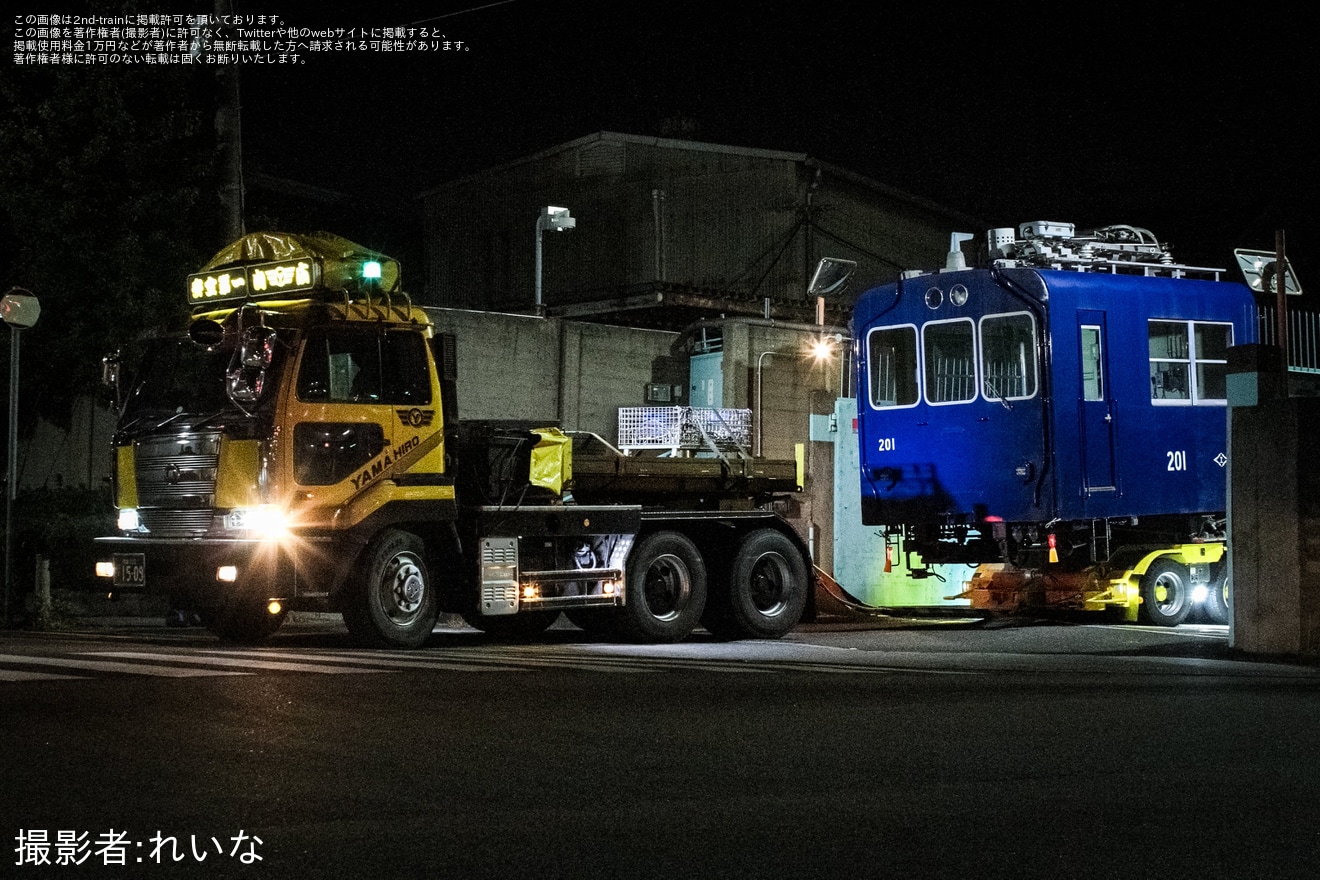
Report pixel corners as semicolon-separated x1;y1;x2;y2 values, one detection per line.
93;534;336;609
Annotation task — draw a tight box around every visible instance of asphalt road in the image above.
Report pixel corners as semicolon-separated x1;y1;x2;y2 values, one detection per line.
3;616;1318;879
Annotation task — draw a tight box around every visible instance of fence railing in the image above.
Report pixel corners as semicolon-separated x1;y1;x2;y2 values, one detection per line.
1257;306;1320;374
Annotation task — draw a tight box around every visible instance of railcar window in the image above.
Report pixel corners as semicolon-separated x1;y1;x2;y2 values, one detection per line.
923;319;976;405
1194;323;1232;402
980;313;1037;401
1148;320;1232;404
867;325;918;408
1081;325;1104;401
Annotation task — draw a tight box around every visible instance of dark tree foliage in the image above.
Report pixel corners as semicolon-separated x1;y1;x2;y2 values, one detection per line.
0;52;221;432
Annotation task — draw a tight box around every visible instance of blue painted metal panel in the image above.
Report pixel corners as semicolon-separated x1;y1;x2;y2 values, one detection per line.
853;267;1257;531
1041;270;1255;522
830;397;969;606
689;351;723;408
854;268;1047;526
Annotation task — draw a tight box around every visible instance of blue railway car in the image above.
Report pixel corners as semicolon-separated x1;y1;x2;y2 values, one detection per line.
851;223;1256;605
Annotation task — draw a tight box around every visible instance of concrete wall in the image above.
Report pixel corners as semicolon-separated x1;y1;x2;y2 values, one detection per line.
423;307;677;440
20;398;115;493
1228;395;1320;655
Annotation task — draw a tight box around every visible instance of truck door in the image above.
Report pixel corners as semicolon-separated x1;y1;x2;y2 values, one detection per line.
1078;311;1117;491
286;326;435;509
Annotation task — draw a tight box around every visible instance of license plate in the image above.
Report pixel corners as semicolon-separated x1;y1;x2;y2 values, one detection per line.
113;553;145;588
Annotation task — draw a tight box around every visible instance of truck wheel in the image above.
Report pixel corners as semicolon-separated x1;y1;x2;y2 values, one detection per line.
1141;558;1192;626
202;602;287;644
618;531;706;643
1203;562;1230;625
345;529;438;649
462;610;560;641
705;529;808;640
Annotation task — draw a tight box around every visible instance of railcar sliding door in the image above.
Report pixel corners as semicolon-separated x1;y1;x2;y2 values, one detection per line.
1078;311;1117;491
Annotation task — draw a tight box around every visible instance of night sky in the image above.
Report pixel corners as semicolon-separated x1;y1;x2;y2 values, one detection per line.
237;0;1317;284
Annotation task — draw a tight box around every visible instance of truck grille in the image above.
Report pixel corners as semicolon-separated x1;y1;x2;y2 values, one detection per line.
139;509;217;534
134;432;222;534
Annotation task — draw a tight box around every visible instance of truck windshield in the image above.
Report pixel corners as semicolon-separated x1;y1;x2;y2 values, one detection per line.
118;335;285;433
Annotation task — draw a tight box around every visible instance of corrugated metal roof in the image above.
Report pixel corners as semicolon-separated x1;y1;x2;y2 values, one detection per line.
422;131;810;196
420;130;985;230
546;280;849;331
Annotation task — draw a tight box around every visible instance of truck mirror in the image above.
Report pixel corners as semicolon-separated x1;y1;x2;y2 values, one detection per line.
226;327;279;404
101;353;119;389
101;351;122;411
189;319;226;347
227;366;267;403
240;327;278;368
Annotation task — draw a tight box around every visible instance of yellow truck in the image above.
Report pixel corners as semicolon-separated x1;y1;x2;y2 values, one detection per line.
95;232;810;648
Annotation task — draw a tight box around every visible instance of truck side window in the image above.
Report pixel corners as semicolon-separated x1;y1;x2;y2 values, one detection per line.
293;422;386;486
382;331;431;404
297;329;431;405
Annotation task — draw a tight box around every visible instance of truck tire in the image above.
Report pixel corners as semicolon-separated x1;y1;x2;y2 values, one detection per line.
1141;557;1192;626
462;610;560;641
1203;562;1230;625
344;529;438;649
705;529;808;640
617;530;707;643
202;602;287;644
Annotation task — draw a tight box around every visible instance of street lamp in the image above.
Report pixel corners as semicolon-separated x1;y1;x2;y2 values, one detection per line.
807;332;855;398
534;205;575;316
2;288;39;626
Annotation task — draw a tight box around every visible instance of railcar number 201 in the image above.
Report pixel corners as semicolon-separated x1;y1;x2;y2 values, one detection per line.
1166;450;1188;472
876;437;896;452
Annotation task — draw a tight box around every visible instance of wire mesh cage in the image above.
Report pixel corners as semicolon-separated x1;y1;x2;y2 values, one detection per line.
617;406;751;452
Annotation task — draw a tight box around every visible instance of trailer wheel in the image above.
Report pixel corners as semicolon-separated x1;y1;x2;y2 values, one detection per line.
1203;562;1230;625
201;602;287;644
344;529;438;648
462;610;560;641
1141;558;1192;626
705;529;808;640
617;531;707;643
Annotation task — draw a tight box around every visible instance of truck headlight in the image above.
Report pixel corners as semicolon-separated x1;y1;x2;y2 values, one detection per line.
117;508;141;531
224;505;289;539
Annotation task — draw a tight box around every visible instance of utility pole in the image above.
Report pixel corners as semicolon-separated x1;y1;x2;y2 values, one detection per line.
1;289;40;626
215;0;244;240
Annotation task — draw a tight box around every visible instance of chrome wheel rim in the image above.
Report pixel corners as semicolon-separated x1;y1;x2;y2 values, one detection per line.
642;553;690;622
381;553;426;625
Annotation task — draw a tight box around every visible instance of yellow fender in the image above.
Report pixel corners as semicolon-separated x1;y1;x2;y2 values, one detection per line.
1110;543;1225;621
